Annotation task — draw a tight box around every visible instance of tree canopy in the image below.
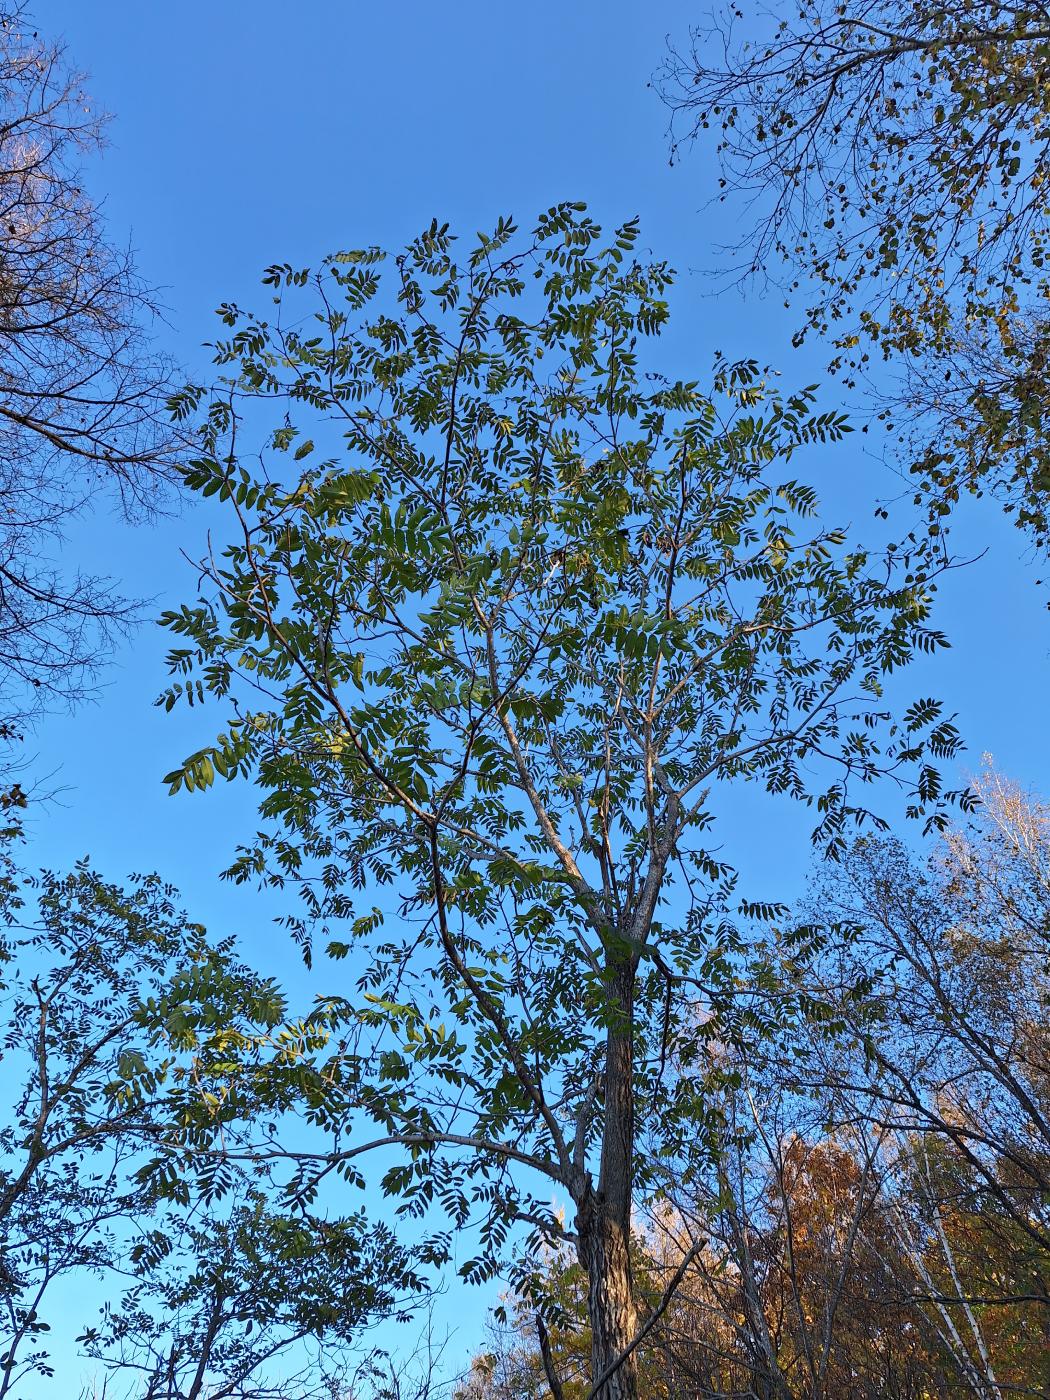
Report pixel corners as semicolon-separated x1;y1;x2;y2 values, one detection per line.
160;205;968;1398
0;835;420;1398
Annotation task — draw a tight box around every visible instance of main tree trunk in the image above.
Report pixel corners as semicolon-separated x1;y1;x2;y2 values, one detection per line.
576;1187;639;1398
575;953;639;1399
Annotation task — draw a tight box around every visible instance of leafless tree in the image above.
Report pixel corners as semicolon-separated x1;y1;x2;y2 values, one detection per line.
0;4;179;723
660;0;1050;554
804;769;1050;1269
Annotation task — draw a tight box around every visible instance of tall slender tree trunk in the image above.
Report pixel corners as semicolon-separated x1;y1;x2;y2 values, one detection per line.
576;953;639;1400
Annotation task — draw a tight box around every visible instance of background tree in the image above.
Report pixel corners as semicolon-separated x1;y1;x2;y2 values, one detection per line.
160;205;966;1399
0;836;419;1397
79;1193;418;1400
0;3;179;725
456;1134;991;1399
454;770;1050;1397
799;768;1050;1386
660;1;1050;555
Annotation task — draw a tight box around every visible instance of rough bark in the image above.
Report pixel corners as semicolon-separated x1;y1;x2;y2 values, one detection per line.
575;953;639;1399
576;1187;639;1399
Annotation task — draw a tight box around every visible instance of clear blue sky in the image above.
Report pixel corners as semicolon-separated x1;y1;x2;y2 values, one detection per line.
23;0;1050;1387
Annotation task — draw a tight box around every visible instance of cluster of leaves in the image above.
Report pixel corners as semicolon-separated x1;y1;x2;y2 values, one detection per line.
0;833;420;1397
79;1194;419;1400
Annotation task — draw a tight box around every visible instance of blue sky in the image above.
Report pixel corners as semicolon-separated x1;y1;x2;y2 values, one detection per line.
34;0;1046;897
21;0;1050;1387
